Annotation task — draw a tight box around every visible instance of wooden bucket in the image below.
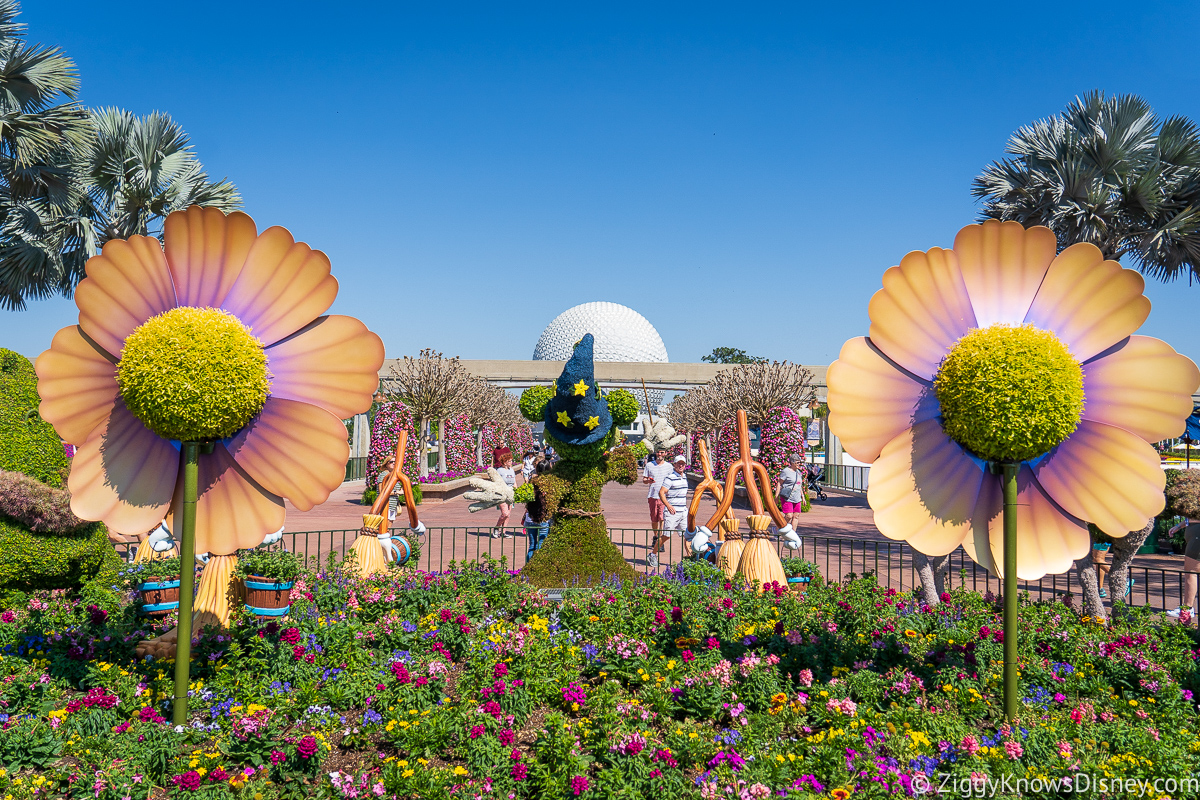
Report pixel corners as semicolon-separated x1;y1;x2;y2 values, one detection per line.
138;577;180;619
243;576;293;620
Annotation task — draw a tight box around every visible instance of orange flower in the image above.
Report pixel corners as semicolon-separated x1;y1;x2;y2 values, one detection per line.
36;207;384;554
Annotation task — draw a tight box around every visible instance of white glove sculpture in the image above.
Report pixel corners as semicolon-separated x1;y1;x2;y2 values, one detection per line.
778;523;801;551
642;418;686;453
147;521;176;553
261;526;284;547
411;520;427;536
686;526;714;554
464;468;515;513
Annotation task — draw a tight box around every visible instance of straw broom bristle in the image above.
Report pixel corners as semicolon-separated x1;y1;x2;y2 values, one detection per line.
362;514;384;532
134;538;177;563
716;517;743;579
193;554;239;629
350;534;389;577
737;515;787;592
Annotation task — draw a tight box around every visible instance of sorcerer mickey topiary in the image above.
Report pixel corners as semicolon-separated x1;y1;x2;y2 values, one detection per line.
468;335;648;587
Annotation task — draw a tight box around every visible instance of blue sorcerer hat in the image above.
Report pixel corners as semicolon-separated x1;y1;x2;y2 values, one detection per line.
544;333;612;446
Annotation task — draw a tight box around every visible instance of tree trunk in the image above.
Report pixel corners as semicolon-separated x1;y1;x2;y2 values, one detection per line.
475;427;484;468
437;418;447;474
416;416;428;478
1072;550;1106;621
1107;519;1154;611
912;551;950;606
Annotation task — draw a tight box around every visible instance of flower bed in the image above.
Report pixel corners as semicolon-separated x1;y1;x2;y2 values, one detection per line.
417;471;478;485
0;558;1196;799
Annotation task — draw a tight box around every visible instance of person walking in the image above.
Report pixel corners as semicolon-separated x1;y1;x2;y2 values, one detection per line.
521;450;536;483
642;447;673;567
523;460;553;561
656;455;690;566
491;447;517;539
777;455;807;534
1168;517;1200;622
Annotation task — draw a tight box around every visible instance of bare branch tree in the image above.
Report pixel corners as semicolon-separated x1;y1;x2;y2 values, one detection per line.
461;379;524;466
385;349;473;476
706;361;817;426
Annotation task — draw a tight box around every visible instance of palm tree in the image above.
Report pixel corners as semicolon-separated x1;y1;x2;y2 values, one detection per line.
83;108;240;243
0;0;93;310
973;91;1200;283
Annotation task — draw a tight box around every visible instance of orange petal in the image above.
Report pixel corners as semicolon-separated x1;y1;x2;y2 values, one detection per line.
867;419;985;556
961;467;1089;580
172;444;285;555
163;207;257;309
826;337;939;463
1082;335;1200;442
954;221;1056;327
74;236;176;357
1023;243;1151;361
227;397;349;511
221;226;339;346
35;326;118;445
266;315;385;419
1033;420;1164;536
68;402;178;536
867;246;976;379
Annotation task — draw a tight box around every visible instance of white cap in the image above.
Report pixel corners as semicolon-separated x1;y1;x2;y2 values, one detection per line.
673;455;687;463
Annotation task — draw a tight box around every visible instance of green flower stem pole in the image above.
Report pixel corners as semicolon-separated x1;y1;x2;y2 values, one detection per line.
1001;461;1019;721
172;441;204;726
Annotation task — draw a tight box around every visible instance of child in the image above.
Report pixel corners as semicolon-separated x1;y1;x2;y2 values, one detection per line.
492;447;516;539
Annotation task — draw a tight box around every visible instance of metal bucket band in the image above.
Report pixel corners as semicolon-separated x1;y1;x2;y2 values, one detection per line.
140;601;180;612
245;604;291;617
139;580;181;590
244;580;295;591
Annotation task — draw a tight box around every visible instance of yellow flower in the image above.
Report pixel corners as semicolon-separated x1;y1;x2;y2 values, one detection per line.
453;766;468;776
402;770;414;778
904;630;917;638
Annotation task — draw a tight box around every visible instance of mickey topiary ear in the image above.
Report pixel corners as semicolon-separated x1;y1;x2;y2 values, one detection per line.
605;388;639;427
519;385;555;423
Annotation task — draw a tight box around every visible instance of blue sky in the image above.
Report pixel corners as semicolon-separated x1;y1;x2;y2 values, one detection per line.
6;1;1200;368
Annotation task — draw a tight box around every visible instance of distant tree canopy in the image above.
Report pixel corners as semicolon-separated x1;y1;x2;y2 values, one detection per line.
0;0;239;310
974;91;1200;284
701;347;767;364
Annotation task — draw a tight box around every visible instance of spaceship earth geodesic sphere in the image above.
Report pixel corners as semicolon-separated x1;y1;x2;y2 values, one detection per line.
533;302;668;411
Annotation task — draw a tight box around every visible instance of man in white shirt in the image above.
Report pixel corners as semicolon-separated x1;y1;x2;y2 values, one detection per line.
642;447;673;567
655;455;690;567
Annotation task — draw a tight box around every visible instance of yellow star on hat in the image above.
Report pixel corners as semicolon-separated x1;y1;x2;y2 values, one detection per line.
556;410;573;427
573;379;589;396
584;415;600;430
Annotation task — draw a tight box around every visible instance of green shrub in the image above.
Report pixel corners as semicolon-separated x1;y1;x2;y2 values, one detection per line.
0;348;68;486
518;385;555;423
780;557;820;578
605;388;640;426
362;488;379;506
0;517;121;608
234;548;304;582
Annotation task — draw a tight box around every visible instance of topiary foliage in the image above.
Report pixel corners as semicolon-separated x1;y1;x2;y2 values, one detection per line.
0;470;90;533
1167;469;1200;520
519;385;555;423
934;323;1084;463
520;431;639;588
0;517;121;609
0;348;68;486
605;388;640;427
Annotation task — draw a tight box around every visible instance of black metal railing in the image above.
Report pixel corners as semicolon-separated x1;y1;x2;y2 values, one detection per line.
268;526;1191;614
345;457;368;481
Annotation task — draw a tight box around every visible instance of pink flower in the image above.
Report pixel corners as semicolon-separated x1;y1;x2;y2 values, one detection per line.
797;669;814;687
570;775;590;795
1004;741;1023;760
1057;741;1072;758
960;735;980;755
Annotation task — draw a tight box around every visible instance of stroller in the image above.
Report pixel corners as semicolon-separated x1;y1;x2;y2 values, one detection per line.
805;464;828;501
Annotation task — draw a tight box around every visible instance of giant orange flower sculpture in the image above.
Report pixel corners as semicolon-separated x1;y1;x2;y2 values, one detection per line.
35;206;385;555
827;221;1200;579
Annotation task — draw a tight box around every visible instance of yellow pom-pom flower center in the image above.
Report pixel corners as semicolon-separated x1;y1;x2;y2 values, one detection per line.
934;323;1084;463
117;307;270;442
